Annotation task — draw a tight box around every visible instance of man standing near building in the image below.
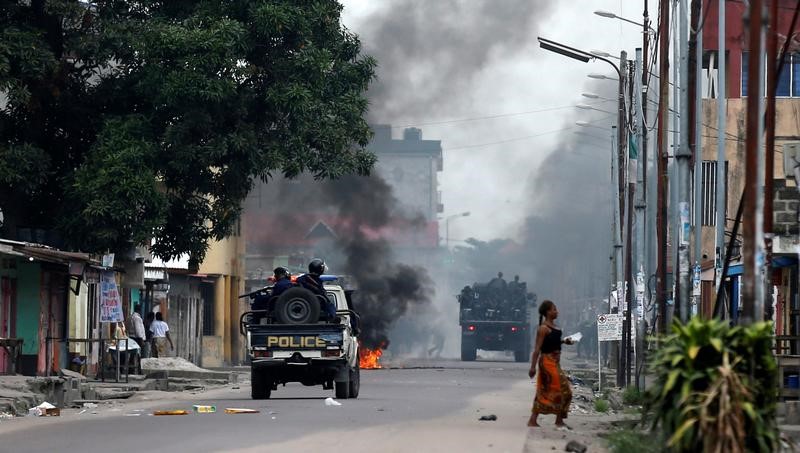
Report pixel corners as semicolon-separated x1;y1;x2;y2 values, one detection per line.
128;305;146;350
149;312;174;358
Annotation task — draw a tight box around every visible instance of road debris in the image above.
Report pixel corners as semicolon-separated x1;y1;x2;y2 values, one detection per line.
193;405;216;413
224;408;259;414
324;397;342;407
153;410;189;416
82;402;98;409
478;414;497;421
28;402;58;417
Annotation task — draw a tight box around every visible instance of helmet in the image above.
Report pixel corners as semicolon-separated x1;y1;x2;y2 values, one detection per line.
273;267;290;279
308;258;326;275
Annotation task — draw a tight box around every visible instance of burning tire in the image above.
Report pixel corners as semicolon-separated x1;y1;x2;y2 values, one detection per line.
274;288;321;324
348;364;360;398
251;368;271;399
461;337;477;361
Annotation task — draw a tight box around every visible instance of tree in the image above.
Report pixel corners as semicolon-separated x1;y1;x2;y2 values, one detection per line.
0;0;376;262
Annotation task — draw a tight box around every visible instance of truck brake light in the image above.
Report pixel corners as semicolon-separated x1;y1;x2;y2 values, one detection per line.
468;325;475;331
322;350;341;357
253;350;272;358
511;326;518;332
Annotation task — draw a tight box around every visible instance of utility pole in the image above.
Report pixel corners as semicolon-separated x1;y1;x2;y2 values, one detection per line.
715;0;727;315
764;0;778;322
618;52;629;388
636;0;649;389
690;0;702;319
742;0;767;324
625;61;636;387
677;0;693;323
656;0;671;334
634;48;646;390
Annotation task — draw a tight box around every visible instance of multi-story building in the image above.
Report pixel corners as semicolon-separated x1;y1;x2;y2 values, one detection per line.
697;1;800;336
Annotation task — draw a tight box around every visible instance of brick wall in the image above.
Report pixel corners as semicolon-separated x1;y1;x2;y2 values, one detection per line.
774;180;800;236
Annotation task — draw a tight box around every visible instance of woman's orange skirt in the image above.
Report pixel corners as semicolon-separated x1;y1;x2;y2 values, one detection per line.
533;352;572;417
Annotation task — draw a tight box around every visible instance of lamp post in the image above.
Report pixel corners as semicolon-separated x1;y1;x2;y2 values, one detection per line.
445;212;471;249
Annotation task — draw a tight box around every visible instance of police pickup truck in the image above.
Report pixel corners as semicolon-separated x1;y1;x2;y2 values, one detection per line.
240;276;361;400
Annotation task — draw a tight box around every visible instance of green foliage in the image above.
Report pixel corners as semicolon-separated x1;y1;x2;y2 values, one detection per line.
594;398;610;413
605;428;662;453
646;318;778;453
0;0;376;261
622;385;644;405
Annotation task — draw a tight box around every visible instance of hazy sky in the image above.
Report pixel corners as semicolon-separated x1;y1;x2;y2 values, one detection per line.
340;1;653;245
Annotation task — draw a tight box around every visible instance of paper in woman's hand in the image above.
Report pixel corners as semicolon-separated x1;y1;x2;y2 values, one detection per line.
563;332;583;343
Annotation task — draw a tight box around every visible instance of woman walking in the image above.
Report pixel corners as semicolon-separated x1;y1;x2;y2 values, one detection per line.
528;300;574;429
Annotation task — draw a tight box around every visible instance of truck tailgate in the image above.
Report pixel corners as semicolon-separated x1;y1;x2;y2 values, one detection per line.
248;324;345;351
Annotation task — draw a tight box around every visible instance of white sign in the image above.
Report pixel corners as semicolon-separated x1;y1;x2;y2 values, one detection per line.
597;313;623;342
99;271;124;323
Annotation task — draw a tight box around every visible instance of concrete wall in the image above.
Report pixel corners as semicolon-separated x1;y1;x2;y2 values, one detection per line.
374;154;439;220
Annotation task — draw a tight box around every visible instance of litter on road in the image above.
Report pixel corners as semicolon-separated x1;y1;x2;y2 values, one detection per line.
193;405;216;413
224;408;259;414
324;397;341;407
478;414;497;421
153;410;189;416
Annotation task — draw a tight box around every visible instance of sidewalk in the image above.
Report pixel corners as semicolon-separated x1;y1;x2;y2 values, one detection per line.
0;357;241;417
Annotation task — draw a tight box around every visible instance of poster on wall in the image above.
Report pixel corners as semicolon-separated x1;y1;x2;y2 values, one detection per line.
100;271;124;323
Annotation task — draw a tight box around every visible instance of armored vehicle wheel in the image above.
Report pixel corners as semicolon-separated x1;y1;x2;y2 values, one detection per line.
461;337;477;361
348;364;360;399
335;377;350;399
274;287;321;324
251;368;271;400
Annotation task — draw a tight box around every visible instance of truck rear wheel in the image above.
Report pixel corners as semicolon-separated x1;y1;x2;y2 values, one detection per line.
348;364;360;399
461;337;477;361
335;378;350;399
274;288;321;324
251;368;271;400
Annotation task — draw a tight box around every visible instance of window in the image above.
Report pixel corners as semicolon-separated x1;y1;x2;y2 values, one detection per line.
700;161;728;226
742;52;799;97
702;50;728;99
201;282;215;336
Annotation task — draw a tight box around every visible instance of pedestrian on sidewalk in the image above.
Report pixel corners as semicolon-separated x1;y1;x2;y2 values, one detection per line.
129;305;146;350
144;312;155;358
528;300;574;429
150;312;174;358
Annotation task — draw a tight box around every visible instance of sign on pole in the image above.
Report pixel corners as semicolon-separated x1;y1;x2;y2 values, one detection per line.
100;271;124;323
597;313;623;342
597;313;624;392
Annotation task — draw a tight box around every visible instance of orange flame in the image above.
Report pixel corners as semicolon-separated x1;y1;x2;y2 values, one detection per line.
359;347;383;369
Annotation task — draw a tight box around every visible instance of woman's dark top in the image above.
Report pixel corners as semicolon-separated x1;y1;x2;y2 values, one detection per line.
540;326;562;353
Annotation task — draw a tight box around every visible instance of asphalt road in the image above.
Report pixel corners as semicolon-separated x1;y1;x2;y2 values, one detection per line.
0;356;537;453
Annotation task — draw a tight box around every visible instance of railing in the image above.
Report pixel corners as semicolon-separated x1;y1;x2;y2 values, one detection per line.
45;337;139;383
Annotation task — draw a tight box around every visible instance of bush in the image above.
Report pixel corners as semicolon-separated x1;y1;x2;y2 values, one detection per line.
646;318;778;453
594;398;610;413
605;428;662;453
622;386;643;405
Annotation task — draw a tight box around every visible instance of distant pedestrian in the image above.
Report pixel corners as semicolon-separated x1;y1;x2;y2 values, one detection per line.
128;305;146;350
144;312;155;358
149;312;174;358
528;300;574;429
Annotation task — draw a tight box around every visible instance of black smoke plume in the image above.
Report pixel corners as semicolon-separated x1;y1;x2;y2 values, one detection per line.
244;174;434;350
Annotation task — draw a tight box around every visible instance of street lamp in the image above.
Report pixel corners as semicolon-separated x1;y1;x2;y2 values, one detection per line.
445;211;470;249
590;50;621;60
588;73;618;81
576;103;615;114
594;10;655;33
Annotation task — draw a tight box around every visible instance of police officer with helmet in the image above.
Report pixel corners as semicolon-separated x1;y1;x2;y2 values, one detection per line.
271;266;293;297
296;258;337;320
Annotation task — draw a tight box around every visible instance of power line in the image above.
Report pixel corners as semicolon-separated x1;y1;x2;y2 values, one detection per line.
442;115;614;151
391;102;607;129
